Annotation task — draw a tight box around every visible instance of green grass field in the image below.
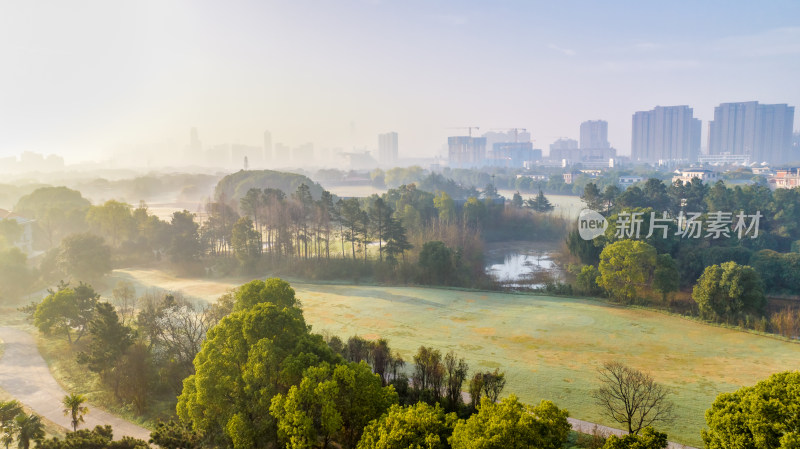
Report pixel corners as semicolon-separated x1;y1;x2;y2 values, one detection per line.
109;268;799;447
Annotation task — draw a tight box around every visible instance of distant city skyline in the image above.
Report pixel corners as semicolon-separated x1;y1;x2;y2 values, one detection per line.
1;1;799;165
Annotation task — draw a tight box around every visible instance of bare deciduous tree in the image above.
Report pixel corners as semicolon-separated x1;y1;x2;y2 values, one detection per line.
591;361;674;434
111;281;136;326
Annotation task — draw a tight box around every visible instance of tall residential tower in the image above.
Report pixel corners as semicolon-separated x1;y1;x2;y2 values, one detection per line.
378;132;399;165
580;120;610;149
708;102;795;164
631;105;701;163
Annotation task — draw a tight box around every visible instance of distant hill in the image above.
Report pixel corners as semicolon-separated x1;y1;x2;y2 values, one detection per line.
214;170;326;204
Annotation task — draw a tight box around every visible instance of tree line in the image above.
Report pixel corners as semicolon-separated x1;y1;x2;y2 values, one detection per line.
566;177;800;337
3;173;568;296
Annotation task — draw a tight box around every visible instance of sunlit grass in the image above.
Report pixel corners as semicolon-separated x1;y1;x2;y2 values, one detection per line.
111;267;800;447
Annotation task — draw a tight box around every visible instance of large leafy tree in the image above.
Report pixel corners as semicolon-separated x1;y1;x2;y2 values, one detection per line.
692;261;766;322
597;240;657;302
271;362;398;449
652;254;679;302
34;283;99;344
14;186;90;249
0;248;31;301
86;200;135;247
177;299;338;449
168;210;202;268
232;278;299;312
57;233;112;284
418;241;454;285
356;402;457;449
449;396;570;449
702;371;800;449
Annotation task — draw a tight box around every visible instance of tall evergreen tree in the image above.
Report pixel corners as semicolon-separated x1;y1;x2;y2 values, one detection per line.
527;189;554;212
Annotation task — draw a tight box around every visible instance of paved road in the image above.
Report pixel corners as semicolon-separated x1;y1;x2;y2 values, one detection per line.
567;417;697;449
0;327;151;441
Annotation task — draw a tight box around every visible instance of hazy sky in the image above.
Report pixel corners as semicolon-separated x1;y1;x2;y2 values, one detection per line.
1;0;799;163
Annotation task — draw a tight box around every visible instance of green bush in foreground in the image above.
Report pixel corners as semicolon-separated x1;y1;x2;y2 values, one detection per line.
602;427;668;449
702;371;800;449
357;402;456;449
449;396;570;449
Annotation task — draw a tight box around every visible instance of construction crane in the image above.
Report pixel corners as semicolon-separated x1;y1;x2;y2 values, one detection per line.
445;126;480;137
490;128;528;143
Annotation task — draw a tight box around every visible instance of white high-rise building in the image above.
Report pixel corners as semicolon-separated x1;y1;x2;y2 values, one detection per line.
580;120;609;149
631;106;701;163
263;130;273;163
378;132;398;165
708;102;795;164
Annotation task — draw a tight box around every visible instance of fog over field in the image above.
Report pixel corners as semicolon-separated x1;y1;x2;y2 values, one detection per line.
1;2;799;449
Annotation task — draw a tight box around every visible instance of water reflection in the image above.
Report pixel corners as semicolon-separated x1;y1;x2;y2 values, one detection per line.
484;243;564;288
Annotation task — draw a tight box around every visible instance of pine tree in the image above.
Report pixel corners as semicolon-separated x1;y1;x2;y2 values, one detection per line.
527;189;554;212
384;214;412;264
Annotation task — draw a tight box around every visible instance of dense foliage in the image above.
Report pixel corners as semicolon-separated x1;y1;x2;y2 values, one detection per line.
702;371;800;449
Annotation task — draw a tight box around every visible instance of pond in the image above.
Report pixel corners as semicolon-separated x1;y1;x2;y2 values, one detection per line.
484;241;566;288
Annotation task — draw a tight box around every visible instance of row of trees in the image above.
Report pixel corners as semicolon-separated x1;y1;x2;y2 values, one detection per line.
566;177;800;335
579;238;767;326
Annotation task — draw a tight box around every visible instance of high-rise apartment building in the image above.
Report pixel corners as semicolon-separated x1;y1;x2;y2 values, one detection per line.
263;130;272;162
580;120;610;149
448;136;487;168
293;143;314;163
190;127;202;153
550;138;578;153
489;142;541;168
378;132;399;165
708;102;795;164
274;143;291;165
631;106;701;163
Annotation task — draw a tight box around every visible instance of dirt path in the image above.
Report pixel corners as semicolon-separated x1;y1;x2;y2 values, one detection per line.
0;327;151;441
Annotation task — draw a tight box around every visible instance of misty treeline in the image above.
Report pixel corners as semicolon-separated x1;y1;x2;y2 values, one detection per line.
318;164;675;197
1;172;567;297
0;173;218;210
566;177;800;338
201;180;562;286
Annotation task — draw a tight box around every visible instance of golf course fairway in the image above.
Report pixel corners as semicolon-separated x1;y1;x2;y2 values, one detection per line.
110;268;800;447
